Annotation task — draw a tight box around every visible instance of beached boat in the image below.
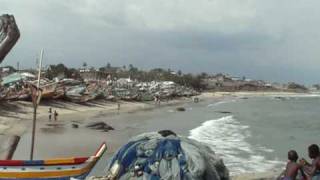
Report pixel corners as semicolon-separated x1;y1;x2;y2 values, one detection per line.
41;83;57;99
0;143;107;180
52;88;65;100
66;94;93;103
0;88;8;101
4;89;30;101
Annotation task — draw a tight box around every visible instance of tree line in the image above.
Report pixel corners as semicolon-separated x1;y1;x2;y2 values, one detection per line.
44;63;208;90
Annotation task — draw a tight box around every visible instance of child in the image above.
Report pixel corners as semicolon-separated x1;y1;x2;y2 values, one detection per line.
54;110;59;121
48;108;52;121
279;150;305;180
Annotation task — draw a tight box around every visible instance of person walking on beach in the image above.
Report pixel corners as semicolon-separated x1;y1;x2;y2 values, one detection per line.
54;110;59;121
300;144;320;180
278;150;305;180
154;95;160;106
48;108;52;121
117;102;121;114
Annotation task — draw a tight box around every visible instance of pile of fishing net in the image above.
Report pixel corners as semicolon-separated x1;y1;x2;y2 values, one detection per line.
90;130;230;180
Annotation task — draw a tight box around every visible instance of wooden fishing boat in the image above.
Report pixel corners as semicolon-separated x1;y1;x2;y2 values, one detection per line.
41;83;57;99
0;88;9;101
4;89;30;101
0;143;107;180
66;94;92;103
52;85;65;100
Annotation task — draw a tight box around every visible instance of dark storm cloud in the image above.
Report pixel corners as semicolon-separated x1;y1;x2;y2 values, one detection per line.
1;0;320;84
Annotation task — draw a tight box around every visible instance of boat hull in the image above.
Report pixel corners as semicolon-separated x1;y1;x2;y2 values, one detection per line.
0;143;106;180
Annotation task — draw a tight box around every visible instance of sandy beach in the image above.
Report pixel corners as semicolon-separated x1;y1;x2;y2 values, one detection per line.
0;96;195;157
0;91;312;179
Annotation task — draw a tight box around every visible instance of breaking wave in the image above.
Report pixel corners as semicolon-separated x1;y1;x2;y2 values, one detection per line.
188;116;283;175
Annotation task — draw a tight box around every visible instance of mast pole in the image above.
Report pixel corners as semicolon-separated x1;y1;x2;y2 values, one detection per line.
30;49;43;160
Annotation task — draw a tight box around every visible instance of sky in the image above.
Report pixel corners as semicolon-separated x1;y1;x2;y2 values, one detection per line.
1;0;320;84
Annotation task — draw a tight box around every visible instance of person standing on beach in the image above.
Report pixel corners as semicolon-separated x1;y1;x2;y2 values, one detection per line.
117;102;121;114
48;108;52;121
54;110;59;121
300;144;320;180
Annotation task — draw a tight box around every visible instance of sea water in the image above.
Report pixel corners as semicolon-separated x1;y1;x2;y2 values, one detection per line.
188;95;320;174
91;95;320;175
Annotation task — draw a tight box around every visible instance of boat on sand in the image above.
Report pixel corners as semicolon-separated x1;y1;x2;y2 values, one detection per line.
0;143;106;180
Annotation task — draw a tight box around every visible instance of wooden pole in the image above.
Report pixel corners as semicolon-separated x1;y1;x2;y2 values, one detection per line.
30;107;37;160
0;135;20;160
30;49;43;160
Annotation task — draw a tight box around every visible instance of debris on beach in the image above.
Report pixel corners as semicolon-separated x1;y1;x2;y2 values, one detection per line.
86;121;114;131
0;73;199;104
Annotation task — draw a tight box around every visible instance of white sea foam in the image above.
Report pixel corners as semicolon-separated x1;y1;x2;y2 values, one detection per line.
188;116;283;175
271;94;320;98
187;107;193;111
207;99;237;107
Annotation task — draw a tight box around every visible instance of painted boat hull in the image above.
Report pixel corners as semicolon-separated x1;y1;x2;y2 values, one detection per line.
0;143;106;180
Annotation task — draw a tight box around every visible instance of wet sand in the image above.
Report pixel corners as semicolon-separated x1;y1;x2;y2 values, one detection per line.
11;97;196;176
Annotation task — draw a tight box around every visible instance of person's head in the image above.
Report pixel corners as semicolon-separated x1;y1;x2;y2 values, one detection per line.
308;144;320;159
288;150;299;162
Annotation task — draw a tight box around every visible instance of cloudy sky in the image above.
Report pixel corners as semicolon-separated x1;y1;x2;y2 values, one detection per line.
1;0;320;84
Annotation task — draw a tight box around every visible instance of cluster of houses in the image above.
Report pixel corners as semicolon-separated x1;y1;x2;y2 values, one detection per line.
201;73;310;92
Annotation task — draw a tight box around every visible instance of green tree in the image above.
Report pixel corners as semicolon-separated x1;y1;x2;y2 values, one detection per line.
82;62;87;68
45;63;80;80
129;64;134;71
106;62;111;69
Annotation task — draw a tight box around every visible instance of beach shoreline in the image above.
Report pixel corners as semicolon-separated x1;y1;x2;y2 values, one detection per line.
0;91;314;179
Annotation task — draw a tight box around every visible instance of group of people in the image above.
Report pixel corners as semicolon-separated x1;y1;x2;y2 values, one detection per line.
279;144;320;180
48;107;59;121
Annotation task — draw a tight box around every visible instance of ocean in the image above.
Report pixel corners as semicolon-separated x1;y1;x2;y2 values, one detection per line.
99;94;320;175
188;95;320;174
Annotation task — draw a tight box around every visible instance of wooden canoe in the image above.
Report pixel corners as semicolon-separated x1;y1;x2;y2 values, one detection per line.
0;143;106;180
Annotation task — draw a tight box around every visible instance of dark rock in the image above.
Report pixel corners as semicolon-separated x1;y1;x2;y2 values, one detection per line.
216;111;232;114
86;121;114;131
72;124;79;128
176;107;186;111
240;97;249;99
